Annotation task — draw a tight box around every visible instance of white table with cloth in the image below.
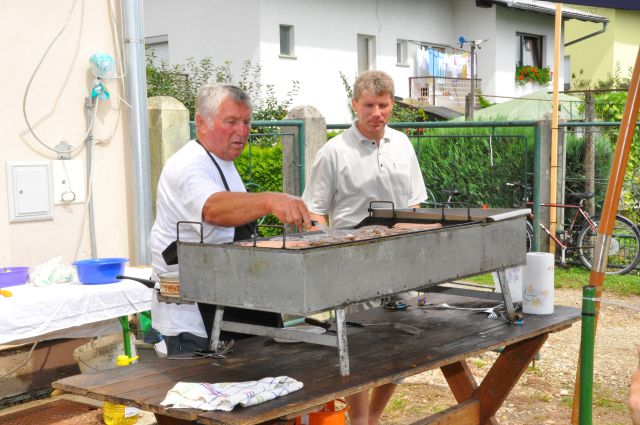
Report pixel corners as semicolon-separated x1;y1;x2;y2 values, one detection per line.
0;267;153;347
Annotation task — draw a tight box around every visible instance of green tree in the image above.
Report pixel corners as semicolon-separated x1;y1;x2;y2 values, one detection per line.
145;52;299;121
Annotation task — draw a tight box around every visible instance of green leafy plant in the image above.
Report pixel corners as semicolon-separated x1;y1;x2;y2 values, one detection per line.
146;52;299;122
515;65;552;86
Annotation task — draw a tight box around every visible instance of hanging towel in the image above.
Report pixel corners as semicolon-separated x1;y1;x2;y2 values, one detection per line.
160;376;304;411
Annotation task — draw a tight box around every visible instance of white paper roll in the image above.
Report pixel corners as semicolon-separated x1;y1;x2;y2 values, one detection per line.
522;252;555;315
492;266;523;303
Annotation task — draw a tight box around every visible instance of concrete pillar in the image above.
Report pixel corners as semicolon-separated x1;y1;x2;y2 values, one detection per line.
283;106;327;197
148;96;190;218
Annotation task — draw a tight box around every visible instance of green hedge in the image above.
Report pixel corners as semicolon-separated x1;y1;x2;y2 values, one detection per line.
235;126;615;230
413;126;534;207
234;144;283;236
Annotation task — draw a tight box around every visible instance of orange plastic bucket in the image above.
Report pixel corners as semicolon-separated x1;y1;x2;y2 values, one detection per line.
295;400;348;425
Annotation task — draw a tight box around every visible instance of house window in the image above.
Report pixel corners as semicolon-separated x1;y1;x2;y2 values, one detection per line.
279;25;294;57
357;34;376;72
396;39;408;65
516;32;543;68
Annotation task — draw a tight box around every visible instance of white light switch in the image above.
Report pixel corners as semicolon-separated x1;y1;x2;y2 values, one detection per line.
53;160;85;204
6;161;53;222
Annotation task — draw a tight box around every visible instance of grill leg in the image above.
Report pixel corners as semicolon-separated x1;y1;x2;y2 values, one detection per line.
335;308;350;376
209;306;225;352
495;269;517;322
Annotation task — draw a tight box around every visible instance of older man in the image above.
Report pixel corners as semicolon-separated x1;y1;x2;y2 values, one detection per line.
150;83;311;356
302;71;427;425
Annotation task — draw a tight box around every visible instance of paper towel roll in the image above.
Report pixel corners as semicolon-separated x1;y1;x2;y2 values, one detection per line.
522;252;555;315
492;266;523;303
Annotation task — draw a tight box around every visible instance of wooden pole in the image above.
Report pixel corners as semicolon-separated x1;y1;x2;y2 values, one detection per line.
571;45;640;424
549;3;562;255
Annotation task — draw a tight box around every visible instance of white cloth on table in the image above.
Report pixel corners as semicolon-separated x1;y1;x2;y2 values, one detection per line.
160;376;304;411
0;267;153;346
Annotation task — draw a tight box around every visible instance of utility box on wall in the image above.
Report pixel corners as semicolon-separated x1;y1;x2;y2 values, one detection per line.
6;161;53;222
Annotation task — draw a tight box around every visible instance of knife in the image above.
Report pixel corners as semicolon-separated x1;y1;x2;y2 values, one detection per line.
310;220;331;234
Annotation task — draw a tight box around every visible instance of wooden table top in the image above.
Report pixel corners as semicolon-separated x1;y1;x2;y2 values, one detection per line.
54;292;580;425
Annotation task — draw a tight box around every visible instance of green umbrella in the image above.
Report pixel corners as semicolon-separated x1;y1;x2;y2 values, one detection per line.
454;89;584;121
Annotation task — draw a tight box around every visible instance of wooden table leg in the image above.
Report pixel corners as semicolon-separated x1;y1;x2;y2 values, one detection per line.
441;361;498;425
154;413;197;424
474;333;548;424
441;333;548;425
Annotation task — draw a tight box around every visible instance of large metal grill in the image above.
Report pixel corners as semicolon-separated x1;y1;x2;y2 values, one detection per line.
177;206;529;375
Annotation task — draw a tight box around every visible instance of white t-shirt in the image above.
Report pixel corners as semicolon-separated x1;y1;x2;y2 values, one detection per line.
150;140;246;337
302;124;427;228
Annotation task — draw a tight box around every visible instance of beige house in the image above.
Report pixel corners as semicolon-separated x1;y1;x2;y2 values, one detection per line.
1;2;140;268
565;6;640;84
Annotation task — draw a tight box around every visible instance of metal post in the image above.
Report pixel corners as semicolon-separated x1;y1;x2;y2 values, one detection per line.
533;123;542;251
469;43;475;120
209;306;225;352
123;0;152;265
335;308;350;376
579;286;596;425
118;316;131;357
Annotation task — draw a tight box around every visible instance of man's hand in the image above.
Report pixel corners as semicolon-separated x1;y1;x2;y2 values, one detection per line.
266;193;312;229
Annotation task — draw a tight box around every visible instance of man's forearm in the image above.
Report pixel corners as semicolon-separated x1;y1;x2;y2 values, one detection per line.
202;191;311;228
201;192;272;227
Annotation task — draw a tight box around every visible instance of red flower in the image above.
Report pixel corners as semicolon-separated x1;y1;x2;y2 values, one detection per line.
519;75;524;80
532;67;537;72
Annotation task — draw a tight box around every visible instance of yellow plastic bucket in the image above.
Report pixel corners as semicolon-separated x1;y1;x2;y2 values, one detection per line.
295;400;348;425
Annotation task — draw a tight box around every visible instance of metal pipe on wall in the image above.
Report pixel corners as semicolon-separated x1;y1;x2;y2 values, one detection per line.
123;0;152;265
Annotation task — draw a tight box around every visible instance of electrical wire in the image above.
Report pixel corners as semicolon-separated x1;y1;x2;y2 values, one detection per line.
21;0;85;156
0;342;38;382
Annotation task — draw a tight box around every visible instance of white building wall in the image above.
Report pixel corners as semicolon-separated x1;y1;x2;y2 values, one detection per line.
1;2;131;266
145;0;457;123
452;0;498;99
143;1;569;119
257;0;455;123
144;0;261;79
494;6;564;100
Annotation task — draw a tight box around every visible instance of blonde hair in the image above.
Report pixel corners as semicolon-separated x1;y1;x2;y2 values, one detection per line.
353;70;394;100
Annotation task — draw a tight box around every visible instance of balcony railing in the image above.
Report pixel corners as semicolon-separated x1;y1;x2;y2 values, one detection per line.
409;76;481;112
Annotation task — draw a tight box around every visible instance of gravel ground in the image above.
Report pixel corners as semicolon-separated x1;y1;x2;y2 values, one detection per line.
381;288;640;425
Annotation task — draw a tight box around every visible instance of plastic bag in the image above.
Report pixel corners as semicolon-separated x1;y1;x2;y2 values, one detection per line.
31;256;75;286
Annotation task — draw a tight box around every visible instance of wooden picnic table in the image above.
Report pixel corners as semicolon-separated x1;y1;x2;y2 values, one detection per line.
54;292;580;425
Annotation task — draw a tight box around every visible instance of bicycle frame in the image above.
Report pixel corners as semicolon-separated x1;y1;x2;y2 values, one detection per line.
528;201;597;264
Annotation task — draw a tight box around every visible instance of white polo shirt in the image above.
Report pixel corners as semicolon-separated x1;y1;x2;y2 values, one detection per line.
150;140;245;337
302;124;427;228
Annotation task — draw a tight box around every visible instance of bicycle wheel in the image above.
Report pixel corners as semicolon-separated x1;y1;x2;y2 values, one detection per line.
577;215;640;275
422;188;438;208
525;220;534;252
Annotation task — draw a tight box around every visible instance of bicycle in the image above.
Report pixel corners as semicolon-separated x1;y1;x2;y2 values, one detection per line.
507;181;640;275
422;188;465;208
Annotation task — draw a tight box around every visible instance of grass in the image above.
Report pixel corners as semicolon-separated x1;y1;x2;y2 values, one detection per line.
465;266;640;296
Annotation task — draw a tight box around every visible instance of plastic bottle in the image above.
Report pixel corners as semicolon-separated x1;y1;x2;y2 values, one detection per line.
103;355;140;425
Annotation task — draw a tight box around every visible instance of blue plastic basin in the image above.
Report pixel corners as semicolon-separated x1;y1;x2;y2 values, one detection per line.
72;258;129;285
0;267;29;288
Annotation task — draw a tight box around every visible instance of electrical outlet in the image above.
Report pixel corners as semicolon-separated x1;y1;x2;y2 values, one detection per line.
53;160;85;204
